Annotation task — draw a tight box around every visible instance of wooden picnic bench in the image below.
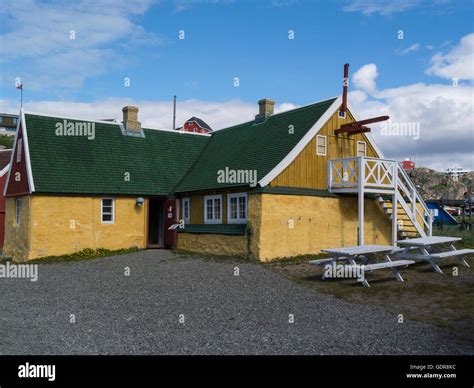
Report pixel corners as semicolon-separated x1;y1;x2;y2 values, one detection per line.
310;245;414;287
396;236;473;273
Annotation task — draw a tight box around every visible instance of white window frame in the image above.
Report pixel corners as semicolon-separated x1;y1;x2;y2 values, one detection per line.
316;135;327;156
16;138;22;163
204;194;222;224
15;198;21;225
357;141;367;157
227;192;248;224
338;110;346;119
181;197;190;224
101;198;115;224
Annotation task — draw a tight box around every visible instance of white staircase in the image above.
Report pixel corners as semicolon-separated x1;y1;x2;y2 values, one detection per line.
328;157;432;243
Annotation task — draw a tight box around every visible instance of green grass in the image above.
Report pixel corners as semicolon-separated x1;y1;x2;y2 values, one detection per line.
432;224;474;249
25;247;141;264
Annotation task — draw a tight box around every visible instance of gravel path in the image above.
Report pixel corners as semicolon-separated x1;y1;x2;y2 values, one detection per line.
0;250;472;355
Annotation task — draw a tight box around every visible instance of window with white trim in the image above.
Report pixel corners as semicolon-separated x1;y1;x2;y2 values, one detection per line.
16;138;22;163
15;198;21;225
357;141;367;157
204;195;222;224
227;193;248;224
101;198;115;224
316;135;327;156
181;197;190;224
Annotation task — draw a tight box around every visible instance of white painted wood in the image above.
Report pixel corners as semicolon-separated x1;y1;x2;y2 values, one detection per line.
396;236;461;246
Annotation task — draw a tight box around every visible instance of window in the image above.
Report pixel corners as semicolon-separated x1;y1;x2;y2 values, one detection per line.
204;195;222;224
13;117;18;125
338;110;346;119
101;198;115;223
227;193;248;224
15;198;21;225
181;197;190;224
16;138;22;163
316;135;327;156
357;141;367;157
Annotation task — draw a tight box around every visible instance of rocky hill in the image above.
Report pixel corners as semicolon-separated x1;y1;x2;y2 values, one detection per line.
405;168;473;200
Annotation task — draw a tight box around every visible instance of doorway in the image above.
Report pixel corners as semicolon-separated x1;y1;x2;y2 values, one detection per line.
147;199;164;248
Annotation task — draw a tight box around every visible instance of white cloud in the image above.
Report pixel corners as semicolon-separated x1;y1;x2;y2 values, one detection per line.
349;62;474;171
0;98;296;132
352;63;378;94
399;43;421;55
343;0;421;15
0;0;159;92
426;33;474;81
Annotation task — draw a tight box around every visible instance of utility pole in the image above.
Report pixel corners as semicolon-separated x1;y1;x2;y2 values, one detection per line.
172;95;177;131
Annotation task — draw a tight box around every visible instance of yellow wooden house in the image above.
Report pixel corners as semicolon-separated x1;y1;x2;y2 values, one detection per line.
3;94;432;262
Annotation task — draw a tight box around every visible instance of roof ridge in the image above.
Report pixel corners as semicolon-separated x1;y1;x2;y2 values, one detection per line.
213;96;337;135
23;111;211;137
169;133;216;194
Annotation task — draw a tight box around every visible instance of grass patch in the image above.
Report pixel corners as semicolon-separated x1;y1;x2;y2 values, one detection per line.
27;247;141;264
268;256;474;341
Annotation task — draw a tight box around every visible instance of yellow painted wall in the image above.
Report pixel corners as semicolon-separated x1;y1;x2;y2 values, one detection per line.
3;196;31;262
176;233;247;257
270;108;378;189
253;193;392;262
4;195;147;262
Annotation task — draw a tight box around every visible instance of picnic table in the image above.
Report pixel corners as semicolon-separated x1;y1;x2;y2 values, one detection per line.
309;245;414;287
396;236;473;274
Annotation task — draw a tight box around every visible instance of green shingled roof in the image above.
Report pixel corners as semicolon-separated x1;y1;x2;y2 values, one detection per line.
173;97;336;193
24;97;336;196
25;114;209;196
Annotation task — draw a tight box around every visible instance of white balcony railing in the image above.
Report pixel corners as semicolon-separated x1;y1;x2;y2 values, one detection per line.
328;157;432;240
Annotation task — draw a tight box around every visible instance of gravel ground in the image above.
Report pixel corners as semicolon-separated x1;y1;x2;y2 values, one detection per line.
0;250;472;355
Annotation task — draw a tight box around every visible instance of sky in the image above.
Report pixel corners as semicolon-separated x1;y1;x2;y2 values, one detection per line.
0;0;473;171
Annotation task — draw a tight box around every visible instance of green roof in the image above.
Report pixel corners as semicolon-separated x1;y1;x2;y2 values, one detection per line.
25;114;209;196
23;97;336;196
173;98;336;193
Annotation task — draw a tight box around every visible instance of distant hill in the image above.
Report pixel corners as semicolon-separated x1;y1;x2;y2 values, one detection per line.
406;167;472;200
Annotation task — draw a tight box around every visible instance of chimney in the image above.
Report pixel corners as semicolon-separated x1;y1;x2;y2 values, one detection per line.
122;106;141;131
255;98;275;122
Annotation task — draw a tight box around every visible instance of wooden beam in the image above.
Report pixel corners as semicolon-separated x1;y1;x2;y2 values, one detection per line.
341;63;349;113
347;127;371;136
339;115;389;130
335;126;371;136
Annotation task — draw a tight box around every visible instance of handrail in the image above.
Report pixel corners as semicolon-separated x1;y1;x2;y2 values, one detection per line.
328;157;433;238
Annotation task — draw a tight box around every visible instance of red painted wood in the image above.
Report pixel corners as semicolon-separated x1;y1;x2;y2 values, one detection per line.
5;124;30;197
164;199;177;247
0;173;7;247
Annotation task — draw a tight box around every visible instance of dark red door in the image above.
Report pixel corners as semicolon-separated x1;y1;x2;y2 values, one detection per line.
164;199;177;247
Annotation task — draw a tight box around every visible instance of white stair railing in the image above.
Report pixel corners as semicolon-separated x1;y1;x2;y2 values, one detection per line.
396;163;433;237
328;157;433;239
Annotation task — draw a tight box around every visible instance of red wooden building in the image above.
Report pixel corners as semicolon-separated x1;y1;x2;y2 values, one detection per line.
177;117;213;134
401;159;416;170
0;149;12;248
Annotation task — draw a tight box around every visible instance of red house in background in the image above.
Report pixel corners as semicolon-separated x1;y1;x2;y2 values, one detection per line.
401;158;416;170
0;149;12;248
177;117;213;134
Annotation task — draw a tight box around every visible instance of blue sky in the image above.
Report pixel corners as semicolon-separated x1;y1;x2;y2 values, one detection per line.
0;0;473;170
